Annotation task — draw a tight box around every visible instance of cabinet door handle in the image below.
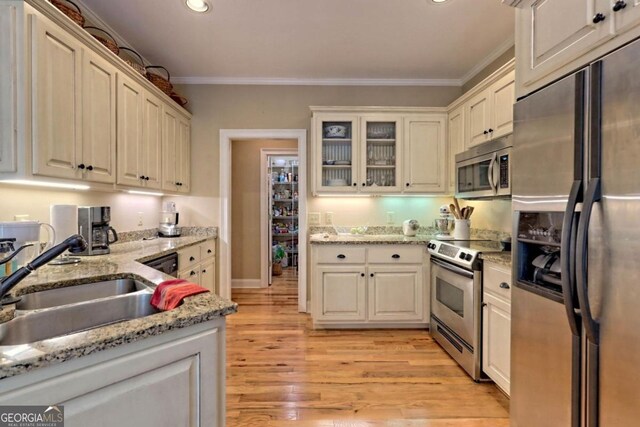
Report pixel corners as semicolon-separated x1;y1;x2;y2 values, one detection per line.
362;183;366;186
392;254;400;259
352;183;357;187
593;13;606;23
405;183;410;187
370;273;374;277
77;163;85;170
190;256;195;261
482;302;488;307
207;249;212;254
360;273;365;277
140;175;146;180
202;269;207;273
86;165;94;171
190;271;196;276
499;282;511;289
483;130;489;135
488;128;494;133
613;1;627;12
337;254;346;259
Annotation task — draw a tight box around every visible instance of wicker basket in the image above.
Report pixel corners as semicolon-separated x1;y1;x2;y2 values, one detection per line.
118;47;146;76
146;66;173;96
51;0;85;27
84;26;119;55
170;91;188;108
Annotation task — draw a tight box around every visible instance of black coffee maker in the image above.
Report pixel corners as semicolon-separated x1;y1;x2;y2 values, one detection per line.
77;206;118;255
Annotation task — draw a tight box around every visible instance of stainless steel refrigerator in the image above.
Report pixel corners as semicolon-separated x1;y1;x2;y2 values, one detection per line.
511;37;640;427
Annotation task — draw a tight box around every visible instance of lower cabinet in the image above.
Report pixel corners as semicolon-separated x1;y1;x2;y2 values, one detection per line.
178;239;216;292
311;244;427;328
482;261;512;395
0;320;226;427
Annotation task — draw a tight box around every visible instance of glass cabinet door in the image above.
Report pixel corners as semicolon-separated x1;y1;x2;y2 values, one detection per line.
360;116;402;192
316;116;359;192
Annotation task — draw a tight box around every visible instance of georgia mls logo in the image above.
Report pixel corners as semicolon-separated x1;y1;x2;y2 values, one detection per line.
0;405;64;427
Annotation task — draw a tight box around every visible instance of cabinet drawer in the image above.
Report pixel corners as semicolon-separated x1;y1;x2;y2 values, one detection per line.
200;240;216;259
484;262;511;301
368;246;423;264
315;246;366;264
178;245;201;271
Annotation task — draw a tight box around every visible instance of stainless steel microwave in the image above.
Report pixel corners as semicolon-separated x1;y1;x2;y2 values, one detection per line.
455;135;512;199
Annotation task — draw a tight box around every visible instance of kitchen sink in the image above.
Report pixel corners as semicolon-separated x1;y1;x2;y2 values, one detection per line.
16;279;150;310
0;292;159;346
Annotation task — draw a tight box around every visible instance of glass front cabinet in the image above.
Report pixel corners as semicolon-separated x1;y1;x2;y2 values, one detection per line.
314;113;403;194
312;108;445;195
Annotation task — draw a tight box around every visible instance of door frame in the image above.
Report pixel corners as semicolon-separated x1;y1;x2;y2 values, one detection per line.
219;129;308;312
260;148;299;288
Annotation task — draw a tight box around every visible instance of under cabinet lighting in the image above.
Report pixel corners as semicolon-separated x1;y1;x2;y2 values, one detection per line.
127;190;165;197
0;179;90;190
185;0;210;13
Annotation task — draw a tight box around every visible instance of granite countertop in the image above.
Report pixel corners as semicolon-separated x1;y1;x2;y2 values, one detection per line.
480;252;512;268
309;233;437;245
0;232;237;380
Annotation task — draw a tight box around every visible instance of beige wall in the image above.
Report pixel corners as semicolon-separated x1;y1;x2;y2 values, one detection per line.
461;46;515;94
0;185;162;231
231;139;297;281
165;84;462;228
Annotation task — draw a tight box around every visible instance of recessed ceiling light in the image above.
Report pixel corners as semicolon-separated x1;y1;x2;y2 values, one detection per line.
185;0;210;13
432;0;449;3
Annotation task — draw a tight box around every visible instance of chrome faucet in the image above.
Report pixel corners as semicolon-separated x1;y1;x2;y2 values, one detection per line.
0;234;87;304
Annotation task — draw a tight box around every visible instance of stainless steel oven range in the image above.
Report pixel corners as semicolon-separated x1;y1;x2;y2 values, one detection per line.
426;239;496;381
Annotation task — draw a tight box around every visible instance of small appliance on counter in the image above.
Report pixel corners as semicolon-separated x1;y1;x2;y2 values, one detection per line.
434;204;454;240
76;206;118;256
0;220;56;267
159;202;181;237
402;219;419;237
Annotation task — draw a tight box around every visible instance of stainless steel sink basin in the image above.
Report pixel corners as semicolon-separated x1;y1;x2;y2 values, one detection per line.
0;292;159;346
16;279;150;310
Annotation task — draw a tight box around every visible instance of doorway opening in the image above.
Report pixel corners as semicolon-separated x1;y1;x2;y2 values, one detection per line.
220;129;307;312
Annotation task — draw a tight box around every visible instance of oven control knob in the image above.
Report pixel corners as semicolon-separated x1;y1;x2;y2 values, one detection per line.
465;254;473;261
459;252;466;259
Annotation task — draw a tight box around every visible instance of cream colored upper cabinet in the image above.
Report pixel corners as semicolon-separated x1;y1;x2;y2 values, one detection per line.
447;105;465;194
489;71;515;139
116;74;144;187
360;115;402;193
516;0;614;96
613;0;640;35
402;115;446;193
81;50;116;183
466;89;491;147
31;13;81;179
0;5;17;173
141;92;163;190
162;106;191;193
314;114;360;194
177;116;191;193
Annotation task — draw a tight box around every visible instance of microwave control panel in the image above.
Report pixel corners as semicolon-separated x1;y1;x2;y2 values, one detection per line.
499;154;509;188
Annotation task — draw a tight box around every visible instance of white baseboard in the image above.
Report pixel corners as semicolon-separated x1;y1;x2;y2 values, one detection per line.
231;279;264;289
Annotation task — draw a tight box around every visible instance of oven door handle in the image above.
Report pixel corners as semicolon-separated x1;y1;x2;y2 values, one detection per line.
430;257;474;279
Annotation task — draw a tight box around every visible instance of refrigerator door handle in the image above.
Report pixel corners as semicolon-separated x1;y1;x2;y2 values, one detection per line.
561;180;583;337
576;177;601;345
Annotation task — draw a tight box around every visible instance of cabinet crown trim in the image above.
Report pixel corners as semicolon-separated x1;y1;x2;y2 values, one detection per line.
310;106;447;114
447;58;515;111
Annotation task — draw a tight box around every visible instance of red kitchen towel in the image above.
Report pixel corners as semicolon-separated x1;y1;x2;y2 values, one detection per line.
150;279;210;311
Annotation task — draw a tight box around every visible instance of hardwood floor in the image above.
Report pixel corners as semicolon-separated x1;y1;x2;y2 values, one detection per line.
227;269;510;426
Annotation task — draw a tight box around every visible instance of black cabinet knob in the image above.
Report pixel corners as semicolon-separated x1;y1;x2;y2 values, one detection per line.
86;165;93;171
77;163;85;169
145;176;150;181
482;302;488;308
483;130;489;135
202;269;207;274
362;183;365;186
352;183;357;187
190;271;196;276
406;183;410;187
370;273;374;277
613;1;627;11
140;175;145;180
337;254;346;259
190;256;195;261
392;254;400;259
488;128;494;133
593;13;606;23
499;282;511;289
360;273;365;277
207;249;212;254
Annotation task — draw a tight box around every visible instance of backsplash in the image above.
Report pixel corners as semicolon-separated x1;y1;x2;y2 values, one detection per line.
116;227;218;243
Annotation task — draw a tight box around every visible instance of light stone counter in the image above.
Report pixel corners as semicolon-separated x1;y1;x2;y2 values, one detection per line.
480;252;513;268
0;229;236;380
309;233;437;245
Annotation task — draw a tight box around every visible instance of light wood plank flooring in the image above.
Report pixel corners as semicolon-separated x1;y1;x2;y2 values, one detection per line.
227;270;509;426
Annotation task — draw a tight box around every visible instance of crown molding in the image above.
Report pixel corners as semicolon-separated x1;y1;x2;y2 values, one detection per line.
171;76;462;87
460;35;515;86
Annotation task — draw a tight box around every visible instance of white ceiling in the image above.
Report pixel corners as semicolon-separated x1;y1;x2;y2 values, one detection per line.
78;0;515;85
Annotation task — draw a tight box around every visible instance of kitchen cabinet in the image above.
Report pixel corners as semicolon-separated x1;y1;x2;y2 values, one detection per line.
178;239;216;292
512;0;640;97
0;320;226;427
311;244;427;328
447;105;465;193
464;70;515;148
0;1;192;192
482;261;512;395
162;105;191;193
403;114;447;193
311;108;446;195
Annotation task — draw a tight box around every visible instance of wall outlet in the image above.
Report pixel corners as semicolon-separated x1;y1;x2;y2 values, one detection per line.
308;212;321;226
386;211;395;224
14;214;30;221
137;212;144;227
325;212;333;225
